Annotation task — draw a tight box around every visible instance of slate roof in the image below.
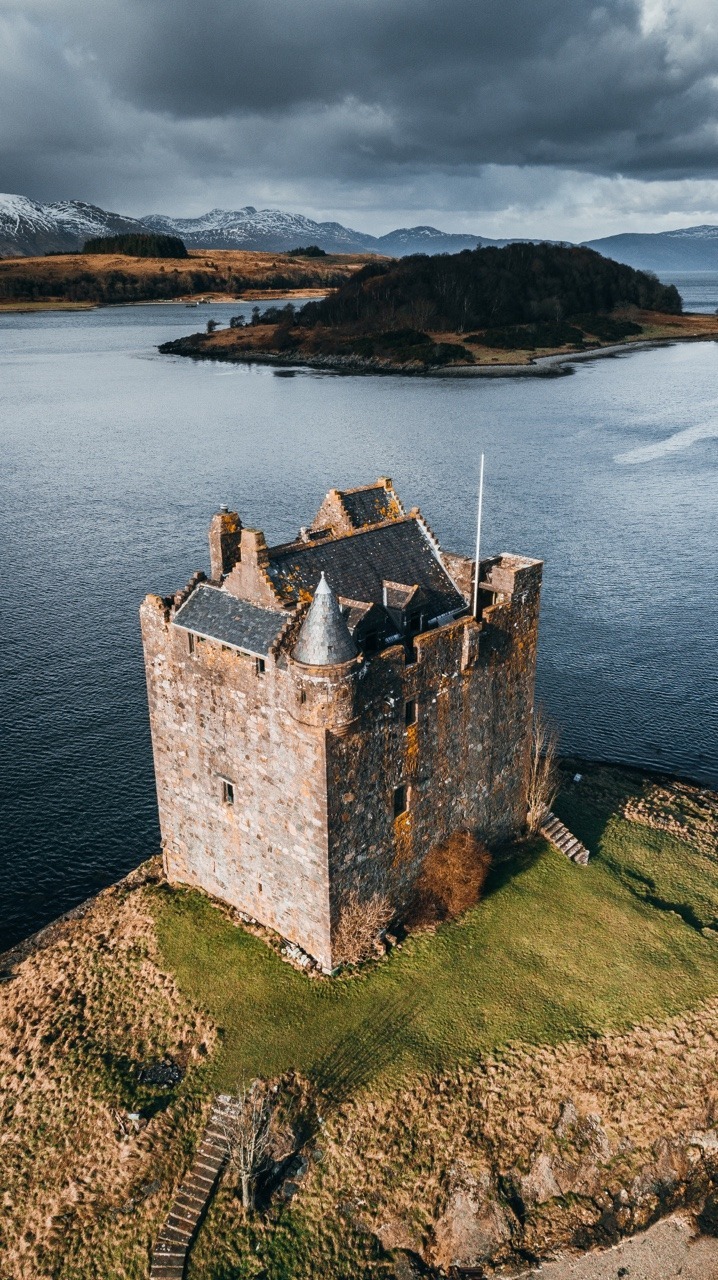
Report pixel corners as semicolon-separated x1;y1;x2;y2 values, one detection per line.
267;517;465;619
173;584;286;656
339;484;402;529
293;574;359;666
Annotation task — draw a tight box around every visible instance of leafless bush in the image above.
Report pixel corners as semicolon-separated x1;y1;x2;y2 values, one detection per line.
407;830;492;928
526;705;560;834
217;1080;273;1210
333;891;393;966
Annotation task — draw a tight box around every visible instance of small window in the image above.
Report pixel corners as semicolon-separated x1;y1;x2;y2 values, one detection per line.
393;784;408;818
187;632;195;655
404;699;417;726
222;779;234;805
255;656;266;675
299;687;307;705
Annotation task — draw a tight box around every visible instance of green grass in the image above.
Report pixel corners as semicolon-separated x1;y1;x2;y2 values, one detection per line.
155;788;718;1094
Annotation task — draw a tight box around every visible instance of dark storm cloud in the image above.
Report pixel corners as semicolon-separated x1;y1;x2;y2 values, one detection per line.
2;0;718;225
42;0;718;178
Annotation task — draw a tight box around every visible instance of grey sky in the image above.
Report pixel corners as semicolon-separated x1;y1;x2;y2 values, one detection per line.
2;0;718;238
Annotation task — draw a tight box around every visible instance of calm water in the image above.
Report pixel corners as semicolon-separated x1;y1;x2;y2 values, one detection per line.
1;285;717;949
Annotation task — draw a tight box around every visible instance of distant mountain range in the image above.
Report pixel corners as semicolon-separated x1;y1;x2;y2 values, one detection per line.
0;193;513;259
582;226;718;272
4;192;718;270
0;194;142;257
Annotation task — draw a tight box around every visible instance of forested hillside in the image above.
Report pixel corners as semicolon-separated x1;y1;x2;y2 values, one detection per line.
298;242;681;333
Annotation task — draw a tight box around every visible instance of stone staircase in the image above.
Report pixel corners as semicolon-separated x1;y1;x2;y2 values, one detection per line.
540;812;590;865
149;1095;232;1280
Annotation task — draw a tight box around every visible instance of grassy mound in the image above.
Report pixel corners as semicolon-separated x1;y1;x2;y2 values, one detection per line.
3;766;717;1279
156;765;718;1092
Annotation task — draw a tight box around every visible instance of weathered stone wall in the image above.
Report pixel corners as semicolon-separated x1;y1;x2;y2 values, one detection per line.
140;552;541;970
324;557;542;939
140;595;333;967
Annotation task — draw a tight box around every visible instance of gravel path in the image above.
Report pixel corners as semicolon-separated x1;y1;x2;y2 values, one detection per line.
514;1214;718;1279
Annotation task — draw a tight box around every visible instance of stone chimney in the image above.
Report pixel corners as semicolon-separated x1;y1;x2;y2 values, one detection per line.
208;506;242;581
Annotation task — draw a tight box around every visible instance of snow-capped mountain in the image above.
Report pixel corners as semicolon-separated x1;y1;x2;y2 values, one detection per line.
141;206;372;253
142;212;516;255
0;194;144;257
9;190;718;268
583;225;718;272
0;193;513;258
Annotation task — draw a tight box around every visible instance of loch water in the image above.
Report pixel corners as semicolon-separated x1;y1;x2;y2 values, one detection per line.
1;279;717;949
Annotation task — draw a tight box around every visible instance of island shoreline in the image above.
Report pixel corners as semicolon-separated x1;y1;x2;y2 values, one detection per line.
158;330;718;378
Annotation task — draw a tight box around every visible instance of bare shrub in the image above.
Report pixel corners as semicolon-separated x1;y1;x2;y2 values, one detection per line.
526;705;560;834
333;891;393;966
217;1080;273;1210
407;830;492;928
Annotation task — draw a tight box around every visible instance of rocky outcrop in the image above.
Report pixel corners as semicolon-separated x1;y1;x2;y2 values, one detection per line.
429;1164;517;1269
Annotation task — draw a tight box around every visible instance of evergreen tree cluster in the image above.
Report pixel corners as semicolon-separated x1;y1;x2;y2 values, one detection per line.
297;243;682;333
285;245;327;257
82;233;189;258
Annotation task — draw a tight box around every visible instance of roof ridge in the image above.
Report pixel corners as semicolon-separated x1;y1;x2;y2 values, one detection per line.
268;513;415;560
411;506;445;564
270;600;309;658
337;477;393;496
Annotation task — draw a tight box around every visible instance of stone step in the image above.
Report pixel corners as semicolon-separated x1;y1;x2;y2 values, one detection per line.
148;1096;231;1279
183;1174;216;1195
152;1252;186;1268
152;1239;185;1259
541;812;590;865
156;1225;190;1247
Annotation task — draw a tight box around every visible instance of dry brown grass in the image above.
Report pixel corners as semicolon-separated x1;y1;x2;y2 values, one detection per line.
407;829;492;928
622;779;718;858
332;891;394;966
180;307;718;370
0;862;216;1279
291;997;718;1268
0;248;378;305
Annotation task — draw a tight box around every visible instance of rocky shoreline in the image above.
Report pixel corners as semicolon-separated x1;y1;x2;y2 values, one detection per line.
158;330;718;378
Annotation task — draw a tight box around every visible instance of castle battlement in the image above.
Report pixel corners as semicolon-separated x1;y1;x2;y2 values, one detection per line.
140;478;543;970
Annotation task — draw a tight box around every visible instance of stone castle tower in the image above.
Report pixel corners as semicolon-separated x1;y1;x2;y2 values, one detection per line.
140;478;543;970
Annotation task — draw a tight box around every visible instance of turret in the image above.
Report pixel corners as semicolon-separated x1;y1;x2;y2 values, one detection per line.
289;574;361;732
293;573;358;665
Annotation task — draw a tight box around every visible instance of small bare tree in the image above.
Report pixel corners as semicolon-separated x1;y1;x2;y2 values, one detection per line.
526;705;560;834
218;1081;273;1211
333;891;393;966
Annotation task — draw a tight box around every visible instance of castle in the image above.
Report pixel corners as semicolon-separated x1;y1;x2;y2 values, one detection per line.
140;478;543;970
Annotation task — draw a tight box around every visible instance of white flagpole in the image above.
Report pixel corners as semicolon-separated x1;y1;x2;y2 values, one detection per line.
472;453;485;617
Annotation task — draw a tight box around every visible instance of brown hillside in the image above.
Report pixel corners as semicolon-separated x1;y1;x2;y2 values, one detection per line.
0;248;382;308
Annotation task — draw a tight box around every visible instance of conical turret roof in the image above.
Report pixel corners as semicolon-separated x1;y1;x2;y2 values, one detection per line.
293;573;359;666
